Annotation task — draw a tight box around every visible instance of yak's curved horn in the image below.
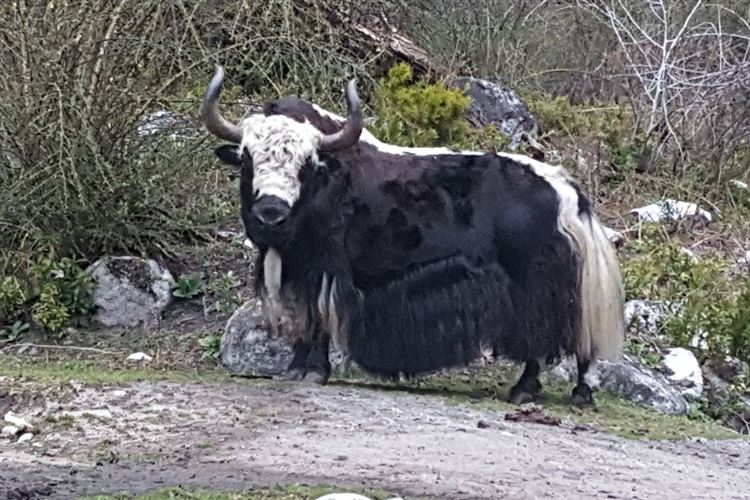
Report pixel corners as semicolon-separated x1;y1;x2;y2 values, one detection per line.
319;79;363;152
199;65;243;144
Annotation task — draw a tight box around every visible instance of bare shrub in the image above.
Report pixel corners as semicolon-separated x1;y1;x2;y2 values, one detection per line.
0;0;383;277
574;1;750;179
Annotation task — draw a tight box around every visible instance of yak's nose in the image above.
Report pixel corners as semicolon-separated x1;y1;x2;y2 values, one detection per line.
251;197;290;226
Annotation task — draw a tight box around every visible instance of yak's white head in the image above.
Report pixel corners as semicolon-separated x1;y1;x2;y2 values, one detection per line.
199;66;363;228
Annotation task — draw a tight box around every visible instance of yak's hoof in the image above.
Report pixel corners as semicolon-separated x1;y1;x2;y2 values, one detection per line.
302;370;329;385
508;390;535;405
508;380;541;405
571;384;595;408
279;367;306;381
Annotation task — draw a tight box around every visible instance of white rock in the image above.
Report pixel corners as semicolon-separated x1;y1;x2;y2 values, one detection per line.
126;352;153;362
661;347;703;399
242;238;256;250
690;330;709;351
603;226;625;246
738;250;750;265
112;390;128;398
316;495;390;500
3;412;32;431
630;199;712;223
2;425;19;437
17;433;33;443
216;230;242;239
84;409;113;419
731;179;748;189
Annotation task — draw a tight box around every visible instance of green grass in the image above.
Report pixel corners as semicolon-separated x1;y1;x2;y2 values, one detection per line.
80;484;399;500
0;354;232;386
333;363;744;441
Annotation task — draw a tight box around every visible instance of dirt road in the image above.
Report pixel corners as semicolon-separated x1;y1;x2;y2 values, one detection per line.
1;378;749;499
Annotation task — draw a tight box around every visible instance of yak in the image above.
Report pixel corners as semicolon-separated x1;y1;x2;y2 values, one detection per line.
199;66;625;406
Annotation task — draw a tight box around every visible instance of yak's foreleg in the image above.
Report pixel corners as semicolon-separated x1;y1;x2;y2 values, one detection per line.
302;324;331;385
278;319;330;384
571;358;595;407
508;359;542;405
279;339;310;381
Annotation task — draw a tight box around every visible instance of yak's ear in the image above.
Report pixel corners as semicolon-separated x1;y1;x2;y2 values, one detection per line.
215;144;242;169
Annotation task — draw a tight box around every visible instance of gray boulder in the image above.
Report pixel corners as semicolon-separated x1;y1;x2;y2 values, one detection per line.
624;299;681;337
703;355;748;385
221;299;348;378
88;256;174;329
550;355;688;415
449;77;538;148
221;299;294;377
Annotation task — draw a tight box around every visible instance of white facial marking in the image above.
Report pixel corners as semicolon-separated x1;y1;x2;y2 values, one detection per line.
239;114;323;205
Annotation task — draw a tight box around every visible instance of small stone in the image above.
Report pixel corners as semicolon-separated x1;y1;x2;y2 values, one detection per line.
630;199;712;224
603;226;625;247
661;348;703;400
216;230;241;239
4;412;32;431
731;179;748;189
82;409;113;419
315;495;374;500
126;352;153;362
690;331;709;351
2;425;19;437
17;433;33;443
112;390;128;398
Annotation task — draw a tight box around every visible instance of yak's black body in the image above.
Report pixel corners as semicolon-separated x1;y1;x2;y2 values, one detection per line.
242;142;581;381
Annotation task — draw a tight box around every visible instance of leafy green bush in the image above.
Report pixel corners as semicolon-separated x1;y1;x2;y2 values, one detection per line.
208;272;243;315
31;283;71;334
522;90;648;174
621;224;750;364
371;63;472;147
0;276;26;320
30;259;97;319
1;257;96;336
370;63;509;151
172;272;205;300
0;321;29;341
198;333;222;360
27;258;96;335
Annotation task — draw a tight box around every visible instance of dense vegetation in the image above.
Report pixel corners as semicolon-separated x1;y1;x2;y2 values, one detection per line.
1;0;749;429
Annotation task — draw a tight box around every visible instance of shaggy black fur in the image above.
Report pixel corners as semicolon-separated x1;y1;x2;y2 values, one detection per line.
214;98;594;404
350;256;516;378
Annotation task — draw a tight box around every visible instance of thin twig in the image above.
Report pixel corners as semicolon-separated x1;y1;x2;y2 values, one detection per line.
0;343;125;355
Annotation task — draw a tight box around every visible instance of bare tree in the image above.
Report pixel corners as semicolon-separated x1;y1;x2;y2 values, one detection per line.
577;0;750;178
